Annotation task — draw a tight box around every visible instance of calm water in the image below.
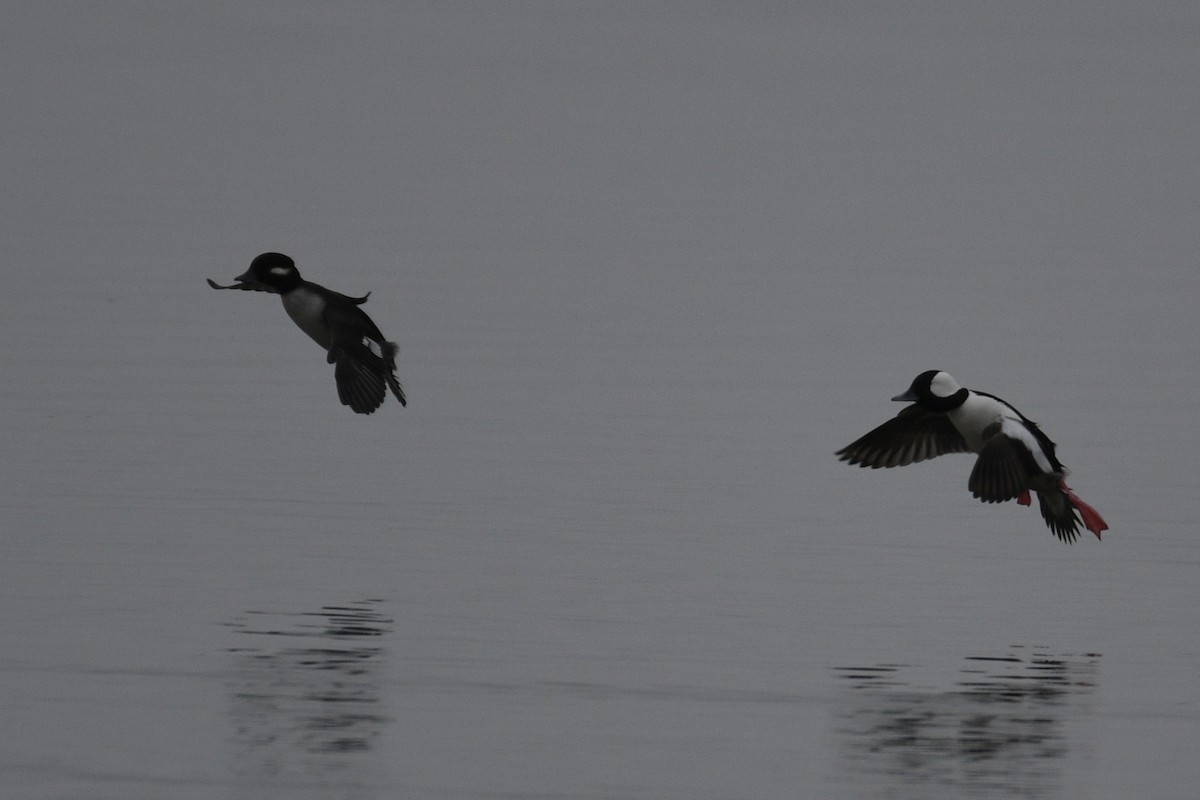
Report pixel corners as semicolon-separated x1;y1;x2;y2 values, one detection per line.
3;3;1200;798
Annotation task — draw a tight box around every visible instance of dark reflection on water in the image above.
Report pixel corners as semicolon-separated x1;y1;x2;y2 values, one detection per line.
834;646;1099;799
225;599;392;787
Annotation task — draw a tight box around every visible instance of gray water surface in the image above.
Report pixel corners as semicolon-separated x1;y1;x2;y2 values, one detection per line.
3;3;1199;798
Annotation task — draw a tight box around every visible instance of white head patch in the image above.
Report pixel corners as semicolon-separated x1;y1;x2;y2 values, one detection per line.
929;371;962;399
270;266;292;276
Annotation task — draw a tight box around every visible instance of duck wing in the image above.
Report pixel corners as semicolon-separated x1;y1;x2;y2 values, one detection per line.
967;429;1032;502
207;278;278;294
837;405;970;468
323;301;401;414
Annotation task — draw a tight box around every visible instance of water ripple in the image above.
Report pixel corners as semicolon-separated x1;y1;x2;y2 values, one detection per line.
226;599;392;781
834;646;1099;798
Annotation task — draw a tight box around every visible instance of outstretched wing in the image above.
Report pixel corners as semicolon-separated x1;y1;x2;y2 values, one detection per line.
206;278;278;294
836;405;970;468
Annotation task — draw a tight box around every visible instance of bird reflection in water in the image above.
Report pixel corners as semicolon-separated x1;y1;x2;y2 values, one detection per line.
226;599;392;785
834;646;1099;798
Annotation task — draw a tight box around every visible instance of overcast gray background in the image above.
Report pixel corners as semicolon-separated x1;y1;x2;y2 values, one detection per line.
2;3;1198;798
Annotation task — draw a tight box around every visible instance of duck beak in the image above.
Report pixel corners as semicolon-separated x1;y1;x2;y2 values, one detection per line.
235;269;255;282
891;388;918;402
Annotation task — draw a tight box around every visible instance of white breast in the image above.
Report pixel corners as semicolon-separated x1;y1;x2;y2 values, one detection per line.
281;290;331;349
947;392;1008;452
948;392;1053;472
